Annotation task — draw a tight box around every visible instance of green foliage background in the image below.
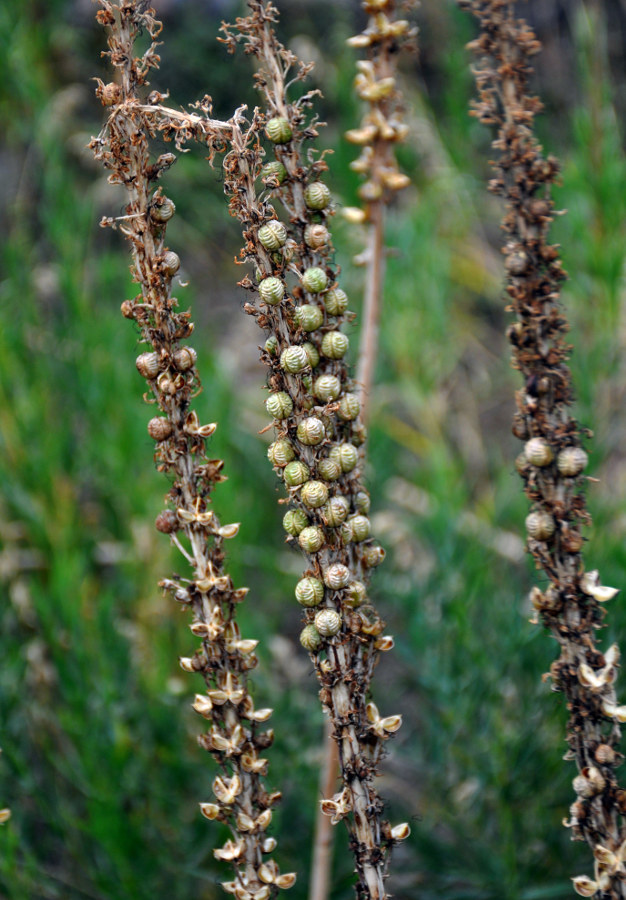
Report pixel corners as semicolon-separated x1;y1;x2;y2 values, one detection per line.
1;0;626;898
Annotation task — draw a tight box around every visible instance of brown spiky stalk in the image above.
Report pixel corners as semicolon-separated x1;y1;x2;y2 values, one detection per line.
461;2;626;897
89;4;295;898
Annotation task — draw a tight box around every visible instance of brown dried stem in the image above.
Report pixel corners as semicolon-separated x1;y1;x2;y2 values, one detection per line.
461;2;626;897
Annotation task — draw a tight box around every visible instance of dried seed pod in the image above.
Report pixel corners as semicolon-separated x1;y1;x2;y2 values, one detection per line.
300;480;330;509
354;491;371;513
162;250;180;276
323;563;350;590
295;577;325;608
317;458;342;482
329;443;358;473
314;608;342;637
321;331;349;360
280;345;309;374
284;461;310;487
265;116;293;144
301;267;328;294
572;774;595;800
258;221;287;250
595;744;616;766
258;277;285;306
300;624;322;651
322;495;350;525
349;514;371;542
303;342;320;369
313;375;341;402
338;393;360;421
267;439;295;467
298;525;325;553
339;521;353;545
150;196;176;223
283;509;309;536
100;81;121;106
512;413;529;440
557;447;588;477
363;543;386;567
148;417;173;441
525;511;556;541
266;392;293;419
173;347;197;372
155;509;179;533
345;581;367;607
515;452;529;476
505;249;529;275
304;224;330;249
260;160;287;183
304;181;331;210
323;288;349;316
265;335;279;356
525;437;554;467
295;304;324;332
297;417;326;446
136;351;161;379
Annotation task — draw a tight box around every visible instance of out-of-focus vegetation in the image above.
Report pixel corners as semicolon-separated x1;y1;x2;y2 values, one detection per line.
1;1;625;898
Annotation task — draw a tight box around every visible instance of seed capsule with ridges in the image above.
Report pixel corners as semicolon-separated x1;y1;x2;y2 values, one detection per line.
304;182;331;210
266;392;293;419
260;161;287;183
349;515;371;542
283;509;309;536
323;563;350;590
300;624;322;651
363;544;386;567
295;304;324;332
301;267;328;294
329;443;358;473
258;277;285;306
525;437;553;467
136;351;160;379
297;417;326;446
284;461;310;487
173;347;197;372
525;511;556;541
322;495;349;525
258;221;287;250
313;375;341;402
162;250;180;276
150;196;175;223
354;491;370;513
315;609;342;637
304;224;330;249
264;335;279;356
298;526;325;553
295;577;325;607
317;458;341;482
281;345;309;374
346;581;366;607
303;342;320;369
324;288;349;316
267;439;295;467
148;417;173;441
338;393;360;421
321;331;349;359
301;480;329;509
557;447;588;477
265;116;292;144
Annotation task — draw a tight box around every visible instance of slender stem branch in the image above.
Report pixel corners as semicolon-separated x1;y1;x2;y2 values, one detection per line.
356;201;385;425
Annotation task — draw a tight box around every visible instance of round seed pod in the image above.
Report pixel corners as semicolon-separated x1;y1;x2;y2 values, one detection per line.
283;509;309;536
515;452;529;476
281;345;309;374
323;288;348;316
162;250;180;276
173;347;197;372
151;197;175;223
258;221;287;250
136;352;160;379
301;267;328;294
525;437;554;467
354;491;371;513
363;543;386;567
258;277;285;306
329;443;358;473
265;116;292;144
300;624;322;651
100;81;121;106
349;514;371;542
304;181;331;210
297;417;326;446
295;304;324;332
284;461;310;487
321;331;349;360
339;522;353;545
557;447;588;477
525;511;556;541
313;375;341;403
317;458;341;482
304;224;330;250
314;609;342;637
595;744;617;766
323;563;350;590
155;509;179;533
265;335;279;356
303;342;320;369
351;423;367;446
338;393;360;421
298;525;324;553
148;417;173;441
295;577;325;608
345;581;366;608
266;392;293;419
322;495;349;526
260;161;287;183
301;480;329;509
268;439;295;467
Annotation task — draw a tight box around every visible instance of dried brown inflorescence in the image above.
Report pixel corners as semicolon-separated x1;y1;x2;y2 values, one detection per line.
461;2;626;897
90;4;294;898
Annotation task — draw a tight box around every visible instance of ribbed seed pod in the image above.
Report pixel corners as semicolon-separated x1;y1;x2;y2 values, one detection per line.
345;581;367;607
297;417;326;446
265;335;279;356
155;509;179;534
363;544;386;567
284;461;310;487
300;480;329;509
304;224;330;249
339;521;353;545
295;304;324;332
323;288;349;316
304;181;331;210
162;250;180;276
266;391;293;419
349;514;371;542
283;508;309;536
314;608;342;637
354;490;371;513
313;375;341;402
323;563;351;590
260;160;287;183
329;443;358;473
173;347;197;372
267;439;295;467
258;276;285;306
321;331;349;360
338;393;360;421
317;458;342;482
301;267;328;294
258;220;287;250
300;624;322;651
265;116;293;144
322;495;350;526
148;417;173;441
298;526;325;553
136;351;161;378
525;437;554;467
150;196;175;223
303;342;320;369
281;345;310;374
295;577;325;608
525;511;556;541
557;446;588;477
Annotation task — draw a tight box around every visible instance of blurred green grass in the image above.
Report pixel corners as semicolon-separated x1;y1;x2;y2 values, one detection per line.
1;1;625;898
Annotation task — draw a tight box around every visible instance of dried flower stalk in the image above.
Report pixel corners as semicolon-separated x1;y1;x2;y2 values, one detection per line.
89;4;295;898
461;2;626;897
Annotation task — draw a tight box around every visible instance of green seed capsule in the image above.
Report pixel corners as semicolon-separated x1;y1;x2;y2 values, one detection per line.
283;508;309;536
322;495;349;526
321;331;349;360
298;525;325;553
302;374;313;393
317;458;342;482
339;522;353;545
329;443;358;473
304;181;331;210
323;563;350;589
284;461;310;487
338;393;360;421
313;375;341;402
266;116;292;144
258;277;285;306
304;224;330;249
301;267;328;294
323;288;349;316
295;577;325;608
303;342;320;369
349;514;370;542
297;417;326;446
314;608;342;637
267;439;295;466
295;304;324;332
301;480;330;509
266;392;293;419
345;581;366;608
354;490;370;513
281;345;309;374
260;161;287;184
300;624;322;651
258;221;287;250
363;543;386;567
265;335;279;356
